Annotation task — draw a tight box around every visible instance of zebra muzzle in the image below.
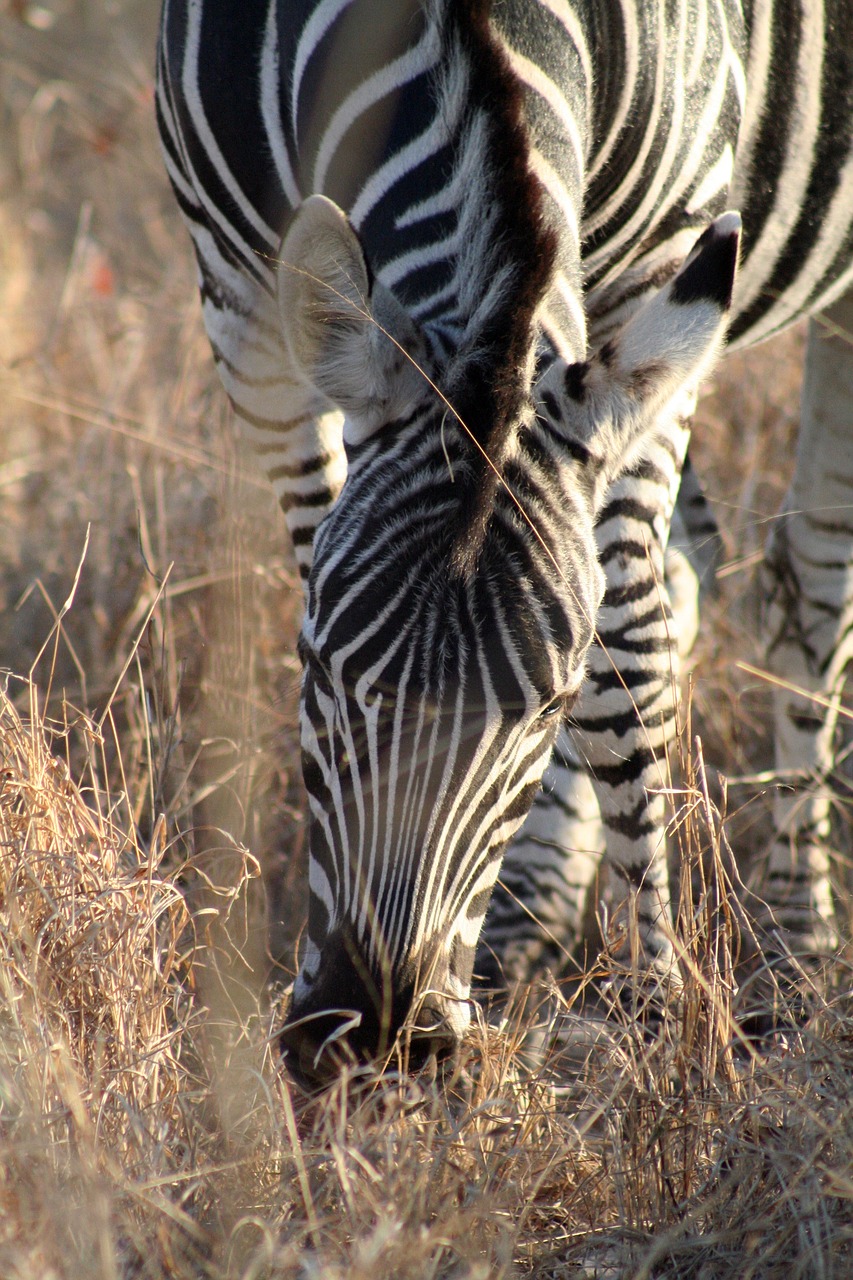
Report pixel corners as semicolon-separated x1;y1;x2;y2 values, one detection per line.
280;946;465;1090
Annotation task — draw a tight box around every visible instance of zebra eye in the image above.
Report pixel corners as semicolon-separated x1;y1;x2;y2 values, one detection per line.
312;662;335;697
538;691;577;722
300;643;335;699
539;695;566;720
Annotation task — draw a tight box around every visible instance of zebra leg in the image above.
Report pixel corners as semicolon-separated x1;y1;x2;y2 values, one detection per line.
758;290;853;957
574;393;700;986
478;733;603;986
481;391;702;992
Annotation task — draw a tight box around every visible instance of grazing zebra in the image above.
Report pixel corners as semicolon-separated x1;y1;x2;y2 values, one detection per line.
483;0;853;988
156;0;852;1084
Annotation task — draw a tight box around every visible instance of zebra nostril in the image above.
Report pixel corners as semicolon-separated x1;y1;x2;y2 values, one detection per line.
403;997;461;1070
405;1021;458;1072
279;981;465;1088
279;1008;363;1092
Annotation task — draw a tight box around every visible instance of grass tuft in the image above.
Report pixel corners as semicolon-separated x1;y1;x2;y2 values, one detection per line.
1;676;852;1277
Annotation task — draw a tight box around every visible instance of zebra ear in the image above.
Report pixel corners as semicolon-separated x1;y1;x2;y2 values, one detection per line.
278;195;428;446
539;212;741;513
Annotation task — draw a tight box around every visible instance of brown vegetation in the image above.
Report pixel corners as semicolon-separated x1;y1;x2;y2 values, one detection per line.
1;3;851;1276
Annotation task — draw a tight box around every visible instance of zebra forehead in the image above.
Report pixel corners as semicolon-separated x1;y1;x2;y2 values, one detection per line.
311;561;578;712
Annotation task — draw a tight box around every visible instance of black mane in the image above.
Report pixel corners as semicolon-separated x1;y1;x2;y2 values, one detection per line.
445;0;558;575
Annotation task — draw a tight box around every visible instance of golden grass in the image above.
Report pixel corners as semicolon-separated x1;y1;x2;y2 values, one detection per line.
2;2;852;1277
0;681;200;1278
1;681;852;1278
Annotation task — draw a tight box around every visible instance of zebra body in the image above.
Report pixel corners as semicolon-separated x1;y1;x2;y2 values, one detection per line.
157;0;853;1080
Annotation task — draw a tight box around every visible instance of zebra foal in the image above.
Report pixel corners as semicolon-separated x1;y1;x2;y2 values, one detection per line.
156;0;852;1085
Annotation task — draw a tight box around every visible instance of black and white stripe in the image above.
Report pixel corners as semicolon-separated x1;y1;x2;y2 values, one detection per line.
482;0;853;986
157;0;852;1078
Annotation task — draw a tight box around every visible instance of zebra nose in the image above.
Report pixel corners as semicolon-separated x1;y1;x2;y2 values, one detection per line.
279;985;462;1090
279;1007;459;1091
405;998;459;1072
279;1008;363;1092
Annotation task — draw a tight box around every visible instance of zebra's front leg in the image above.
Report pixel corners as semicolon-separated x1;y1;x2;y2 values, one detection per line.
574;400;702;990
758;290;853;960
481;397;701;993
578;533;679;982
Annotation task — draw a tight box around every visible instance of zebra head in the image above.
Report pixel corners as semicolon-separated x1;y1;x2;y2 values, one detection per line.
278;196;739;1087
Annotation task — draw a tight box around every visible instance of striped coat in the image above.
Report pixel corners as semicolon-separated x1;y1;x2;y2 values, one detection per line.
157;0;853;1082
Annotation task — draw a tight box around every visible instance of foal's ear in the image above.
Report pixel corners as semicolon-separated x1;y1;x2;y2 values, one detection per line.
538;211;741;512
277;195;429;446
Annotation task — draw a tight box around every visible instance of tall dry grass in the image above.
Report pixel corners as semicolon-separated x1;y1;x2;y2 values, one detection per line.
2;676;852;1278
1;2;852;1277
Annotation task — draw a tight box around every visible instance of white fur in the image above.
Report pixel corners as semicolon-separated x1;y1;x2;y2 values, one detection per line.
537;212;740;509
278;195;429;445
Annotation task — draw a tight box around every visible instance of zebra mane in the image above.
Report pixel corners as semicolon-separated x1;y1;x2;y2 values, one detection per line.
441;0;559;577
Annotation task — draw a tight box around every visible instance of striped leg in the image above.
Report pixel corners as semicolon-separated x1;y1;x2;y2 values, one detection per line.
576;409;694;984
482;389;703;989
758;290;853;956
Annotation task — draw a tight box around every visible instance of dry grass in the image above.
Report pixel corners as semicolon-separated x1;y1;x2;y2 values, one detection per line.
1;2;852;1277
2;680;852;1278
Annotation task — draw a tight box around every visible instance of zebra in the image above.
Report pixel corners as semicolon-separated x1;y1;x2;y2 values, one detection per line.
482;1;853;991
156;0;853;1085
